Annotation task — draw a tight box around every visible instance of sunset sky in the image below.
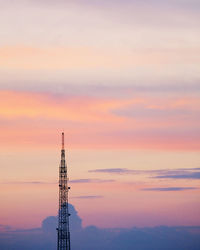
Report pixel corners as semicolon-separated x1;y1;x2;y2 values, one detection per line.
0;0;200;230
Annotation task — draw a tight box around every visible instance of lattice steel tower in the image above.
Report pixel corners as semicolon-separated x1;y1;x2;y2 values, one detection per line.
57;132;71;250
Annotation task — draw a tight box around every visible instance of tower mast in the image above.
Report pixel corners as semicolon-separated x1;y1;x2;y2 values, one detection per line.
57;132;71;250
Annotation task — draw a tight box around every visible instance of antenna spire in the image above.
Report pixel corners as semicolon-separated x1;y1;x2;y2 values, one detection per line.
62;132;64;150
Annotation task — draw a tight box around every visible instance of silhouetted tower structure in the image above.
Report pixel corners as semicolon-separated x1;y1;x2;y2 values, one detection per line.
57;132;71;250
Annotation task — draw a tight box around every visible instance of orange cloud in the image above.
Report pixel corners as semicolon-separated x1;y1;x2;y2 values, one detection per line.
0;90;127;122
0;90;199;150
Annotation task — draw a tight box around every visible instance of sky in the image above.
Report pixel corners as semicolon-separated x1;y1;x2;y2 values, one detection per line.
0;0;200;233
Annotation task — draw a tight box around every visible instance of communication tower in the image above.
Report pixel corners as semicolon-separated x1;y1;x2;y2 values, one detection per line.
57;132;71;250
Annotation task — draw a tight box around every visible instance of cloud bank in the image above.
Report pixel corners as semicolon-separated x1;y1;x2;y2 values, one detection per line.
0;204;199;250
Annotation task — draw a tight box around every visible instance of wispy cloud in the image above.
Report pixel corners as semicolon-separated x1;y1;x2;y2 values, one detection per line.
69;178;115;183
154;172;200;180
89;168;133;174
1;82;200;97
89;167;200;180
141;187;198;192
22;181;53;184
1;179;116;185
0;181;56;185
71;195;103;199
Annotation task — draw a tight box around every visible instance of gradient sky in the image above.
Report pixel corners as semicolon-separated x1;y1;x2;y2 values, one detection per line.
0;0;200;229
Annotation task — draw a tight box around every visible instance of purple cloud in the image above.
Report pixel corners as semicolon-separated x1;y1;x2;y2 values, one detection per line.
71;195;103;199
69;178;115;183
1;82;200;97
89;168;134;174
154;172;200;180
141;187;197;192
1;181;56;185
89;167;200;180
112;105;200;120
